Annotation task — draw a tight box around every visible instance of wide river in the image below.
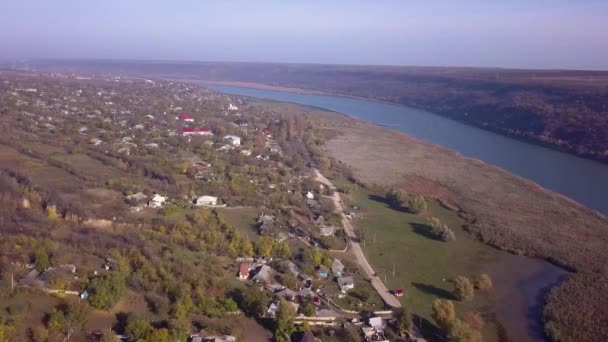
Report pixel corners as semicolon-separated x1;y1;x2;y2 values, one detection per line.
209;84;608;215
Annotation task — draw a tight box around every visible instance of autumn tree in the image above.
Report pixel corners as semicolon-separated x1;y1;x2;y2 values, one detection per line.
432;299;456;330
452;276;475;301
447;319;483;342
255;236;275;257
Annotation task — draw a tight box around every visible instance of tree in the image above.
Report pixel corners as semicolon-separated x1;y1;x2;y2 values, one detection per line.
100;329;119;342
239;287;270;318
274;242;292;258
432;299;455;330
282;273;298;290
35;249;50;272
395;307;413;334
255;236;275;257
386;188;406;207
88;272;126;309
0;322;15;342
125;319;153;342
452;276;475;301
408;196;428;214
475;274;493;290
275;298;296;342
301;298;316;317
447;319;482;342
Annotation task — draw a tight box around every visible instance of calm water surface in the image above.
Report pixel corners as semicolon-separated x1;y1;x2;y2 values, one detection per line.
208;84;608;215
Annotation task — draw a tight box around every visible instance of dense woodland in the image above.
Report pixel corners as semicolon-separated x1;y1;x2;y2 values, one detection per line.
23;60;608;162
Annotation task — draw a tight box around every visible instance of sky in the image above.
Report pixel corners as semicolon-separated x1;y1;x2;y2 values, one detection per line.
1;0;607;70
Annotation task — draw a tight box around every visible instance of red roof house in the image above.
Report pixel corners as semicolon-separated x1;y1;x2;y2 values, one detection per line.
179;113;194;122
394;289;404;297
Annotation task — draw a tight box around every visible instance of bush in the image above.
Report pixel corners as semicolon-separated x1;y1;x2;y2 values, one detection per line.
475;274;493;290
386;188;406;207
425;217;456;242
447;319;482;342
408;196;428;214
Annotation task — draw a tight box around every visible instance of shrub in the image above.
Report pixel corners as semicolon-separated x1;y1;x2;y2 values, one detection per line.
447;319;482;342
408;196;428;214
425;217;456;242
475;274;493;290
386;188;406;207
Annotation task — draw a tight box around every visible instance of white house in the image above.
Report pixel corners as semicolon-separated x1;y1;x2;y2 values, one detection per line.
337;276;355;293
223;135;241;146
194;196;218;206
228;103;238;111
305;191;315;200
148;194;167;208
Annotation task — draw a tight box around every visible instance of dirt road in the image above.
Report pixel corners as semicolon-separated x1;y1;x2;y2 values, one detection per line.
314;169;402;309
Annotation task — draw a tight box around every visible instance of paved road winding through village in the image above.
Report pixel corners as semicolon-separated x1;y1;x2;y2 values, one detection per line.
314;170;403;309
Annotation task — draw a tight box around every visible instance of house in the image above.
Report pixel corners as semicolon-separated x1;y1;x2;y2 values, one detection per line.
234;119;248;127
319;226;336;237
257;215;275;235
148;194;167;208
238;262;251;280
190;334;236;342
277;260;299;276
194;195;218;206
369;317;386;330
267;301;279;318
126;192;147;202
228;103;238;111
179;113;194;122
305;191;315;200
241;149;252;156
395;288;405;297
80;291;89;300
223;135;241;146
275;288;298;301
312;296;321;306
251;265;273;284
317;265;329;278
337;276;355;293
331;258;345;277
182;127;213;136
90;138;102;145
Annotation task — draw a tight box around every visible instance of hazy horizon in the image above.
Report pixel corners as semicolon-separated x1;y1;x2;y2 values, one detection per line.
2;0;608;71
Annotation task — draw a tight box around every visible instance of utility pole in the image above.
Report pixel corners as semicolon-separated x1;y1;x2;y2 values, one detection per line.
373;232;377;245
392;263;395;277
11;273;14;293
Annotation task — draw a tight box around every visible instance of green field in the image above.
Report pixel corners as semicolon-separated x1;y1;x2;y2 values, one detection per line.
349;187;502;322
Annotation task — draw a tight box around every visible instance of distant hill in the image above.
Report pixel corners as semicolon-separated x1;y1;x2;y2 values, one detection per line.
24;59;608;162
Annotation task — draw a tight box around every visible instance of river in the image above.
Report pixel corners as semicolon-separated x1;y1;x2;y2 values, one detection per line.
207;84;608;216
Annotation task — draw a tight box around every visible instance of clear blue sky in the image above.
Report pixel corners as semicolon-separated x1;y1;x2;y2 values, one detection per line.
1;0;607;70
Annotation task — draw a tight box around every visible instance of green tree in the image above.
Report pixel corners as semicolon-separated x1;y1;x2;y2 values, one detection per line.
408;196;428;214
239;238;254;257
309;249;322;266
35;249;50;272
0;322;15;342
125;319;153;342
100;329;119;342
452;276;475;301
432;299;456;330
395;307;413;334
88;272;127;309
275;298;296;342
301;298;316;317
447;319;483;342
240;287;270;318
255;236;275;257
475;274;493;290
274;242;292;258
282;273;297;290
426;217;456;242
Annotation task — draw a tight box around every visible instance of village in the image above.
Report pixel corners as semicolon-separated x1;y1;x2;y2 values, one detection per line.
0;71;423;342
